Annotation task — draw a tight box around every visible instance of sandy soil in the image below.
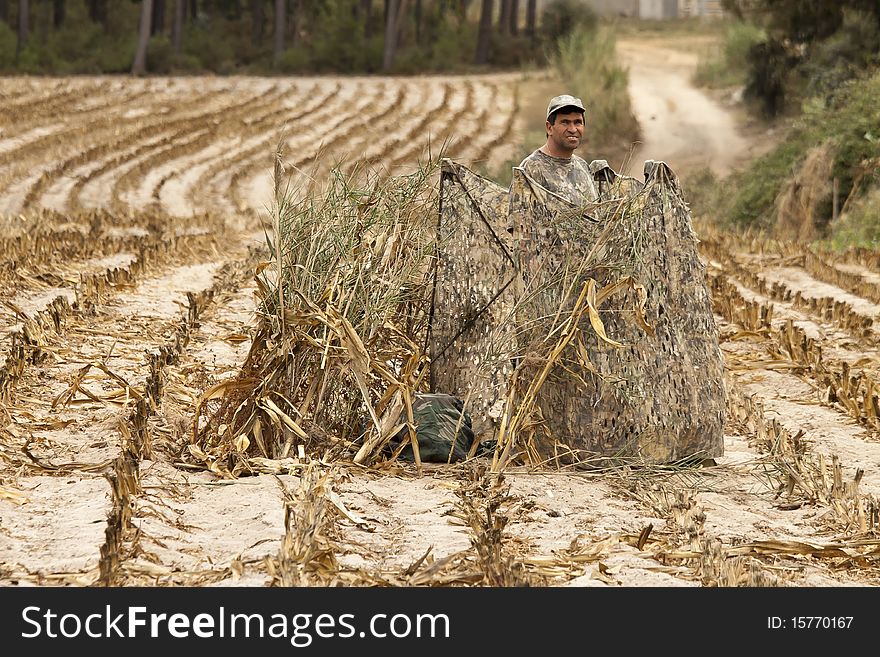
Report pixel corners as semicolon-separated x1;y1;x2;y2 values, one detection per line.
1;41;879;592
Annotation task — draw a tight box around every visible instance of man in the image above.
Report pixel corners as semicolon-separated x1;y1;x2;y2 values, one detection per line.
518;94;599;205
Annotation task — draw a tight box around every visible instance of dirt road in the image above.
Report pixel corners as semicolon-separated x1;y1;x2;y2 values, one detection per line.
618;39;753;179
1;70;879;590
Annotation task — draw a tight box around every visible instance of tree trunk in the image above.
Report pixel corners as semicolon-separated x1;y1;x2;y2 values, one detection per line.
526;0;536;41
272;0;285;65
498;0;511;35
395;0;408;47
52;0;65;28
289;0;301;47
509;0;518;35
16;0;28;55
382;0;399;70
0;0;8;25
474;0;491;64
250;0;264;46
86;0;106;25
132;0;153;75
414;0;422;45
151;0;165;35
361;0;372;38
189;0;197;22
171;0;184;51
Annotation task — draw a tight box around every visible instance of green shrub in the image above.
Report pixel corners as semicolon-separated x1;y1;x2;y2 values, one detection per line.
800;9;880;98
549;25;640;150
719;70;880;236
181;19;248;73
489;33;543;68
0;22;18;71
424;20;479;70
11;37;48;74
94;37;137;74
275;47;311;74
39;19;103;73
306;6;381;73
826;187;880;249
146;35;175;74
721;136;807;230
541;0;598;43
694;21;766;88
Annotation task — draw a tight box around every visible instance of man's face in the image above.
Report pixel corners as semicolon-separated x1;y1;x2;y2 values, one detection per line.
546;111;584;154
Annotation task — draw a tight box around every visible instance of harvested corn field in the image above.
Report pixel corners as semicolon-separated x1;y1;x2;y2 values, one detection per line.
1;70;879;592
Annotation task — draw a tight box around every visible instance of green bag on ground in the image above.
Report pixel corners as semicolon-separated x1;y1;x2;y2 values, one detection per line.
388;393;476;463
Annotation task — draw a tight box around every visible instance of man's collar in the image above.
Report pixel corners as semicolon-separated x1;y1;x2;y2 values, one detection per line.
539;146;574;160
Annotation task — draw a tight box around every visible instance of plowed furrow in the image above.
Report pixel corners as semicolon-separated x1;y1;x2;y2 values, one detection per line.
701;236;879;342
296;81;405;184
467;81;520;171
112;279;286;585
145;81;330;213
0;87;234;214
707;259;880;438
223;79;379;214
0;207;220;284
353;79;449;174
0;222;232;407
0;233;261;585
200;80;341;208
108;85;297;213
0;79;100;127
0;85;160;171
124;81;327;215
451;79;516;169
26;85;288;214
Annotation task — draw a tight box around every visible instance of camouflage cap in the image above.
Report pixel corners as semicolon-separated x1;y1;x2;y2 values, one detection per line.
546;94;586;120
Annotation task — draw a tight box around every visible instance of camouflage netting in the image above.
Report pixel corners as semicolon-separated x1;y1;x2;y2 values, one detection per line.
432;158;726;464
430;162;516;440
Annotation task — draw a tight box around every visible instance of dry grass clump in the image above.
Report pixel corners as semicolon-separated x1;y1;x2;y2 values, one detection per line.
451;465;544;586
775;141;835;242
191;150;441;474
265;465;341;586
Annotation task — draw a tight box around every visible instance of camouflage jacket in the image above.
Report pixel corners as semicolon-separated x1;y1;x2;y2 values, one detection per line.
518;149;599;205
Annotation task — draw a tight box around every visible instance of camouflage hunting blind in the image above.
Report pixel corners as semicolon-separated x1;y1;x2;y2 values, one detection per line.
429;158;726;464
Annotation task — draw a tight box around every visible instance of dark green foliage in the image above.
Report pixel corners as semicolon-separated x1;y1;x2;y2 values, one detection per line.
539;0;597;43
799;10;880;98
0;0;561;74
731;1;880;116
718;71;880;236
743;39;791;118
722;136;807;230
693;21;766;89
712;1;880;246
0;20;15;69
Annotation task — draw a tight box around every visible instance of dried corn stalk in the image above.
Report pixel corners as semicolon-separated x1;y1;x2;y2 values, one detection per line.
193;157;440;470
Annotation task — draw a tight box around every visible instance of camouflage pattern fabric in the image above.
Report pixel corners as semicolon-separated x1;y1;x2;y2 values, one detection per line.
509;160;726;462
588;159;623;199
430;159;517;442
388;393;476;463
432;157;726;464
518;150;599;205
